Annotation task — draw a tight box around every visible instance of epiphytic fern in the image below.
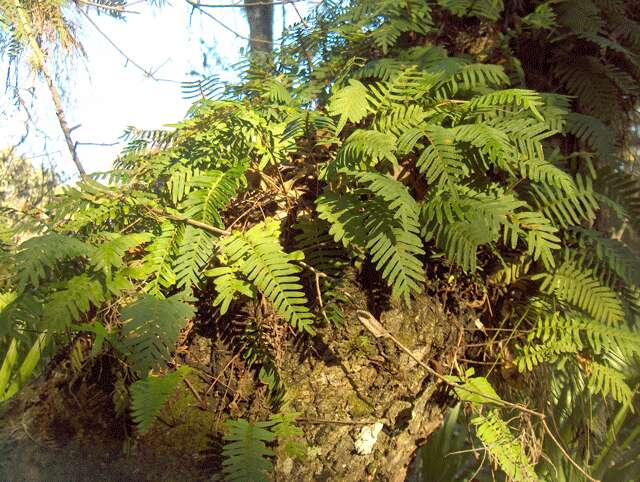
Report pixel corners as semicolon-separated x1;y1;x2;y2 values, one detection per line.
14;233;94;292
143;222;184;295
535;260;625;326
180;166;246;226
222;418;276;482
317;172;426;304
129;366;191;434
90;232;152;278
472;411;536;481
173;226;215;290
44;274;105;330
118;295;195;375
219;219;315;333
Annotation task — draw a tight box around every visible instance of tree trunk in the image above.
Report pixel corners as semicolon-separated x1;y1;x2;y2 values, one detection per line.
271;293;457;480
244;0;273;54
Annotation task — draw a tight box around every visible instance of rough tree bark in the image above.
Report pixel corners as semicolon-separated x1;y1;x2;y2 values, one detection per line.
243;0;273;55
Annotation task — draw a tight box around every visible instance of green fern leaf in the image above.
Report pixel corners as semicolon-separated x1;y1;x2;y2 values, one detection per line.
206;266;255;315
119;295;195;375
472;410;537;481
181;166;245;226
417;126;466;191
587;362;632;404
221;220;315;333
328;79;372;133
45;274;105;329
173;226;214;289
15;233;94;292
130;366;191;434
468;88;545;121
143;222;184;294
91;232;152;278
535;261;625;325
222;418;275;482
317;184;425;303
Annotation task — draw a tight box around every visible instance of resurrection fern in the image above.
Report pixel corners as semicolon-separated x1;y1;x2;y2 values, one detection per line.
472;411;536;481
219;219;315;333
129;366;191;434
14;233;94;291
222;418;275;482
118;295;195;375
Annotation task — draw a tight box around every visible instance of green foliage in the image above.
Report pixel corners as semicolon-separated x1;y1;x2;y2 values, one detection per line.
118;295;195;375
129;366;191;434
219;219;315;333
472;411;536;481
15;233;94;292
3;1;640;481
0;332;48;401
222;418;275;482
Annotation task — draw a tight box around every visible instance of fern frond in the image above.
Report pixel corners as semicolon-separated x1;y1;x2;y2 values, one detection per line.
586;361;632;404
334;129;398;172
119;295;195;375
327;79;372;133
565;113;616;161
222;418;275;482
437;0;504;21
143;222;184;295
509;211;560;270
180;166;245;226
572;227;640;285
468;88;545;121
270;411;306;459
15;234;94;292
435;63;509;98
535;261;625;325
220;220;315;333
417;126;466;191
173;226;214;290
527;175;597;229
130;366;191;434
472;410;536;481
206;265;255;315
91;232;152;278
317;184;425;303
45;274;105;329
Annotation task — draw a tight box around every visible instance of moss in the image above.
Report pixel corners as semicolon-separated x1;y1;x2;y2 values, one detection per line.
347;393;374;418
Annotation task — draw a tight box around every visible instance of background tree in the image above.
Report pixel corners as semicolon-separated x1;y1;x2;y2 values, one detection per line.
243;0;273;55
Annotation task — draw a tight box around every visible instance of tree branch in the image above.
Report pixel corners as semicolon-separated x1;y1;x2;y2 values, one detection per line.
14;0;87;177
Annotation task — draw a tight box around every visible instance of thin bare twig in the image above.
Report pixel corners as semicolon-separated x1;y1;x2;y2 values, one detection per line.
78;8;181;83
185;0;275;45
192;0;307;7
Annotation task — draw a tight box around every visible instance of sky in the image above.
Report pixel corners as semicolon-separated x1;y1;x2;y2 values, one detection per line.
1;0;314;180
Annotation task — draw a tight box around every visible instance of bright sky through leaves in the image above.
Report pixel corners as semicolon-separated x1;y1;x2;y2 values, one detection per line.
1;1;312;178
